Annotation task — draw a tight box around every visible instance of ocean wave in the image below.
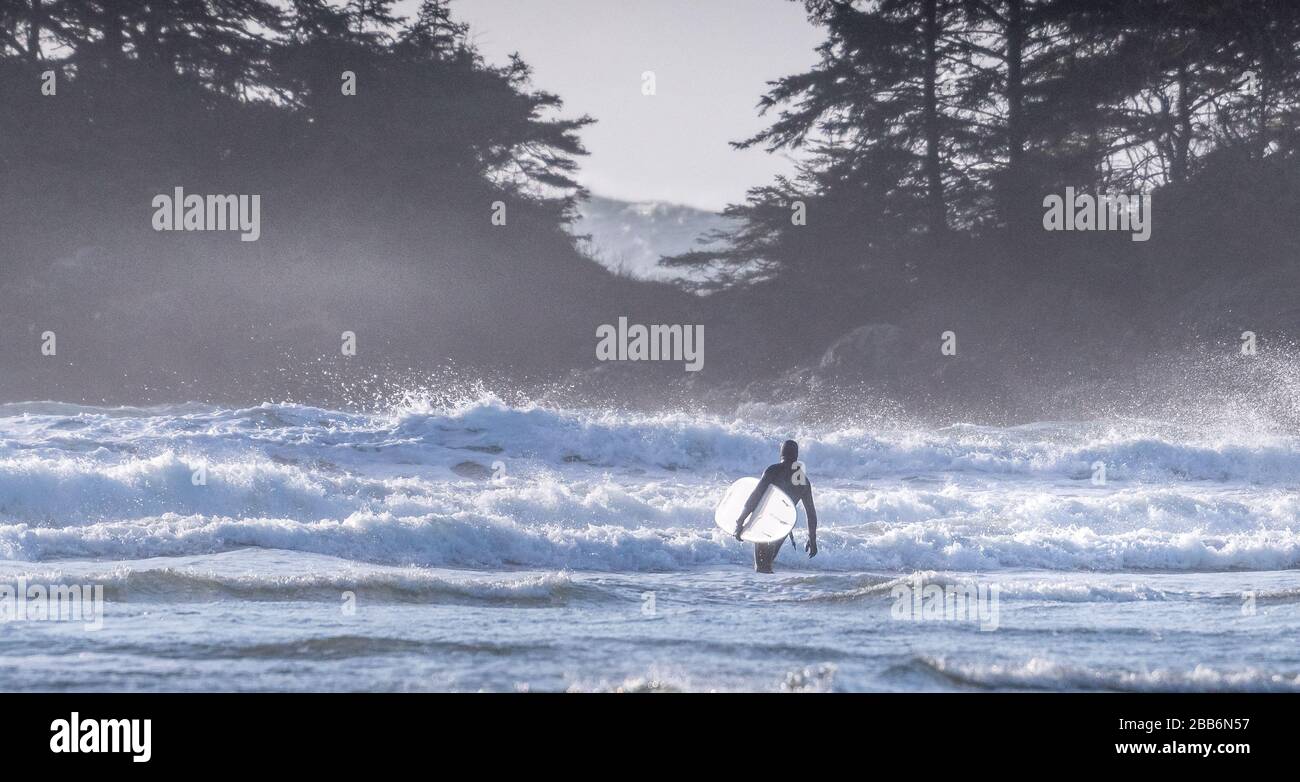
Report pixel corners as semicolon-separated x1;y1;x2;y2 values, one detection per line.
913;655;1300;692
3;397;1298;485
0;564;594;604
4;511;1300;573
194;636;547;660
560;663;838;693
784;572;1174;603
2;396;1297;574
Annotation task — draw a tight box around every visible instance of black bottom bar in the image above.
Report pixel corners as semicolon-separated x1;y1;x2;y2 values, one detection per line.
3;692;1286;770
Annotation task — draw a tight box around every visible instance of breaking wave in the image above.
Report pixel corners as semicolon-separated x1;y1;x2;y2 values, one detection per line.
1;395;1296;572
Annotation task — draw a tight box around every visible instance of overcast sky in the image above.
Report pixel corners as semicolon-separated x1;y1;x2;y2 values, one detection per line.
402;0;823;212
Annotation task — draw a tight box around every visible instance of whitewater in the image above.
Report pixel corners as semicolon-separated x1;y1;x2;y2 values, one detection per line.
1;395;1297;691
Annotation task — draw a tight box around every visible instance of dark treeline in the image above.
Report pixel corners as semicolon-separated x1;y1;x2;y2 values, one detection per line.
666;0;1300;417
0;0;691;404
1;1;1297;417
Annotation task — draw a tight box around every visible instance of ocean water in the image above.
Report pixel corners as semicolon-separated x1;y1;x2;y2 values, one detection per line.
1;396;1298;692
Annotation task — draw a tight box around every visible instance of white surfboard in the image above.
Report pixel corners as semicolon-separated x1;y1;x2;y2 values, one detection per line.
714;477;798;543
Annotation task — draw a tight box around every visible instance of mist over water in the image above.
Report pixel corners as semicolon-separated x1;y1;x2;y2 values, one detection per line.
5;304;1300;691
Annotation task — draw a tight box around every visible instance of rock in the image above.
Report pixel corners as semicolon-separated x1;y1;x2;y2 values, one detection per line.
817;324;906;377
450;461;494;480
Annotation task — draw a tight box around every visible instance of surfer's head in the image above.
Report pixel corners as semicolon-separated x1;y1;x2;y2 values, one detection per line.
780;439;799;463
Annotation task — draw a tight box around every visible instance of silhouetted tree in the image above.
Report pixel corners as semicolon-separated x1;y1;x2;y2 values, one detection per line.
675;0;1300;287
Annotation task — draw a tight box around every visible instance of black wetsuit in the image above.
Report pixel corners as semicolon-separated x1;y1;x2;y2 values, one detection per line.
740;460;818;572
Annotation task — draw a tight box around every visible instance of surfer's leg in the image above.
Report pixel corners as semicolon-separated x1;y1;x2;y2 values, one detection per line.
754;541;778;574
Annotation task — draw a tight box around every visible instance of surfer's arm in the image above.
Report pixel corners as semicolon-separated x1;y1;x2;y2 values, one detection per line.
739;468;775;516
735;468;776;529
803;485;818;556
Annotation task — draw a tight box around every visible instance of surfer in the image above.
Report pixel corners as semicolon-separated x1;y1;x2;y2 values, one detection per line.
733;439;818;573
